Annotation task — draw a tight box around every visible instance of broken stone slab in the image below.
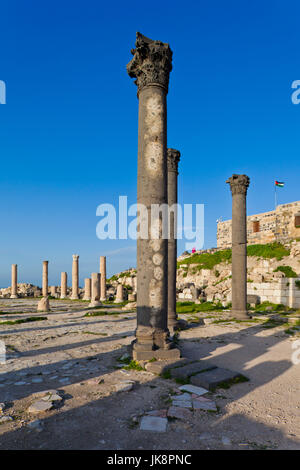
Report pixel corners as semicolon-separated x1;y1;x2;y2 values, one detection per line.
146;409;167;418
190;367;246;391
192;398;217;411
27;400;54;413
140;416;167;432
167;406;193;420
114;381;134;393
170;361;217;380
27;420;43;432
133;348;181;362
145;358;194;375
178;384;209;396
37;297;50;312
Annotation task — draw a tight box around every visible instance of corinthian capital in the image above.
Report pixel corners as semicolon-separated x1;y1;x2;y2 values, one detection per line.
127;32;173;94
226;174;250;195
167;148;180;173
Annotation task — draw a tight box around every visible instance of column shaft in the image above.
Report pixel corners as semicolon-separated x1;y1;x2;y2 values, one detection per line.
42;261;49;297
61;272;67;299
71;254;79;299
100;256;107;301
11;264;18;298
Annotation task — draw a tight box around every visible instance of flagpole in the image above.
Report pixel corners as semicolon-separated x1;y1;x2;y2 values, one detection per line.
275;184;277;210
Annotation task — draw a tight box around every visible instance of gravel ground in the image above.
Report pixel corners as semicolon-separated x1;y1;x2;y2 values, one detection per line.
0;298;299;450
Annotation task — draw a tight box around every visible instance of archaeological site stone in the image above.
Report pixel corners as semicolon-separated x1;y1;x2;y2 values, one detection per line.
10;264;18;298
71;254;79;299
127;32;179;361
37;296;50;312
227;174;250;319
100;256;107;301
167;148;185;332
83;278;91;301
89;272;101;307
60;272;67;299
115;284;124;303
42;261;49;297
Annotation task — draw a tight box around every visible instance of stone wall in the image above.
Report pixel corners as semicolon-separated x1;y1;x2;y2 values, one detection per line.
217;201;300;248
246;278;300;309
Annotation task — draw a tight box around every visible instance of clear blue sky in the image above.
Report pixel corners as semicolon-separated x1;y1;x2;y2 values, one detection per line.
0;0;299;287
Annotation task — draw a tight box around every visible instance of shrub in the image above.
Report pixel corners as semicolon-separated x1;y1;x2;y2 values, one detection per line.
273;266;297;278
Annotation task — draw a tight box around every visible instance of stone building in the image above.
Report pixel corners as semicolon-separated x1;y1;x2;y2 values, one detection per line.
217;201;300;249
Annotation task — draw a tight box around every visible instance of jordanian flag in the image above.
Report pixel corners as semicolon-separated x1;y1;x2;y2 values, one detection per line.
275;181;285;187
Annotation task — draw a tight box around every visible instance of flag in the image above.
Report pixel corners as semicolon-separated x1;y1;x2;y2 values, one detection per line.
275;181;284;187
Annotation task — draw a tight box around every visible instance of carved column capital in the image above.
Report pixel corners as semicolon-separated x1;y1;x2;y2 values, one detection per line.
226;174;250;195
127;32;173;94
167;148;180;174
72;254;79;261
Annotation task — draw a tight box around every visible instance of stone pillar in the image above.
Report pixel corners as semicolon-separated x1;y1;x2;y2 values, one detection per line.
227;174;250;319
10;264;18;298
71;254;79;300
115;284;124;303
100;256;107;301
127;32;180;361
61;272;67;299
50;286;57;297
89;273;101;307
167;148;181;331
42;261;49;297
83;278;91;301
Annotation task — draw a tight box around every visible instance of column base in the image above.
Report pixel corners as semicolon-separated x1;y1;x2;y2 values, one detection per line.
168;315;188;334
83;297;91;301
231;309;252;320
114;299;123;303
60;295;67;299
71;296;79;300
100;297;106;302
131;326;181;361
10;295;18;299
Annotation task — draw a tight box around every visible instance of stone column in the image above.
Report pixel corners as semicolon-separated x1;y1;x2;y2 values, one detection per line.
127;32;180;361
83;278;91;301
227;174;250;319
71;254;79;299
42;261;49;297
10;264;18;298
89;273;101;307
115;284;124;303
167;148;181;331
61;272;67;299
100;256;107;301
50;286;57;297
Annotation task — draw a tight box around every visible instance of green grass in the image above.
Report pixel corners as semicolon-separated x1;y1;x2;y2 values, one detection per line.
123;360;144;371
177;243;290;272
254;301;287;313
84;310;126;317
273;265;297;278
0;316;47;325
176;301;225;314
177;249;232;270
82;331;108;336
247;242;290;260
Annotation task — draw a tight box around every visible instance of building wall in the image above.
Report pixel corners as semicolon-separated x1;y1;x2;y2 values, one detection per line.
217;201;300;249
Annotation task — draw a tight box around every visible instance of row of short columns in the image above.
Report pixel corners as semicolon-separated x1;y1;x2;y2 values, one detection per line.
10;255;107;301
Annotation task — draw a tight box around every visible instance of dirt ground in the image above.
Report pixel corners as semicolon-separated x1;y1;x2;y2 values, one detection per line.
0;298;299;450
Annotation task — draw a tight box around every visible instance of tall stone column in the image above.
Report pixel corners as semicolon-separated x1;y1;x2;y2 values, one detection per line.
42;261;49;297
11;264;18;298
127;32;179;361
100;256;107;301
226;174;250;319
167;148;181;331
71;254;79;300
89;273;101;307
61;272;67;299
83;278;91;301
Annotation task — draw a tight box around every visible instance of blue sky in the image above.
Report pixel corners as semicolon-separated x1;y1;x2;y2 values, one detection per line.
0;0;299;287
